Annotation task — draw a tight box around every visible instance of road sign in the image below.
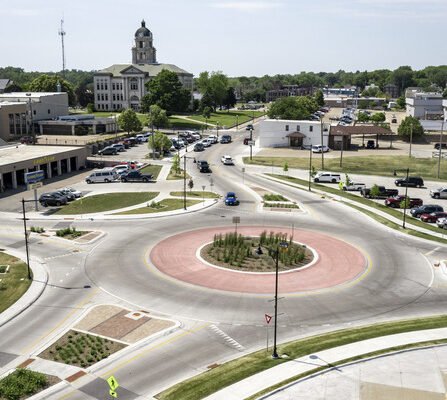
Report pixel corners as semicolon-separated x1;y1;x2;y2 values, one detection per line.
265;314;272;324
247;140;255;146
109;389;118;398
241;168;245;173
107;376;119;391
28;182;43;190
232;216;240;224
25;170;44;184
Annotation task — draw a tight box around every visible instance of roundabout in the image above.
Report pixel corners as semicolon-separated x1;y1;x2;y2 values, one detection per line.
150;226;368;294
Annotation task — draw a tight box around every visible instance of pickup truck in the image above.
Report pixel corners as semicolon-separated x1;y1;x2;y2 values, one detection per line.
361;186;399;199
384;195;423;209
120;170;153;182
342;182;366;191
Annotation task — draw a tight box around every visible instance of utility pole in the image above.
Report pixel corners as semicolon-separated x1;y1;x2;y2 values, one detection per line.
438;120;444;179
320;117;324;169
21;199;32;280
58;18;66;77
409;122;413;158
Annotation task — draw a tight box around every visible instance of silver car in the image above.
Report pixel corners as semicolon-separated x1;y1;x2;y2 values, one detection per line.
430;187;447;199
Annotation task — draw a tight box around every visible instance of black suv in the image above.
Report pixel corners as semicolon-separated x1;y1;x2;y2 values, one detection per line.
121;170;153;182
98;146;118;156
410;204;444;218
434;143;447;150
197;160;211;173
394;176;424;188
39;192;68;207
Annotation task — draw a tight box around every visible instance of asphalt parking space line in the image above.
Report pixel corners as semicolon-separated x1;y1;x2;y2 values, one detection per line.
425;246;441;256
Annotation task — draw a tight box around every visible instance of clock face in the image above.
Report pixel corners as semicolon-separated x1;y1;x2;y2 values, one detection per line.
139;32;144;37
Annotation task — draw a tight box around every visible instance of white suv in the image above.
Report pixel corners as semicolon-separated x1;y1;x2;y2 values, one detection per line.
314;172;341;183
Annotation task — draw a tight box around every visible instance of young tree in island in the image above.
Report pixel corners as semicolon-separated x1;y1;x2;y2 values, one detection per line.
117;109;142;135
148;132;172;158
172;153;180;174
28;74;76;106
283;161;289;175
398;116;424;140
141;69;190;114
314;89;325;107
188;178;194;192
147;104;169;131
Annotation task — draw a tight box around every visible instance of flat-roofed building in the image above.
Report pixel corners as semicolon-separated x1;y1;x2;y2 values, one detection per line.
406;92;443;120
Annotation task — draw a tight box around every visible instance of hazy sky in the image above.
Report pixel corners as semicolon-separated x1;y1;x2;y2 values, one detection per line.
1;0;445;77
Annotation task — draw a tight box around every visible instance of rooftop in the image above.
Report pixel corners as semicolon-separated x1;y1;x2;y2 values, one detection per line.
0;145;80;167
96;63;192;77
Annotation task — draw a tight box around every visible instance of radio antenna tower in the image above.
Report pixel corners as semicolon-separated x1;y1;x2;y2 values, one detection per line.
58;18;66;76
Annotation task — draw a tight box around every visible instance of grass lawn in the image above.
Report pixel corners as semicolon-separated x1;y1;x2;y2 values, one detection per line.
55;192;158;215
157;315;447;400
167;167;190;180
186;110;264;128
168;117;206;130
170;191;219;199
39;330;126;368
245;155;447;181
139;164;163;179
0;252;31;313
115;198;200;215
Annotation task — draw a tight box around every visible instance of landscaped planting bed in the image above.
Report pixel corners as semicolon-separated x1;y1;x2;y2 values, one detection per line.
263;203;299;209
0;369;59;400
39;330;126;368
201;231;313;272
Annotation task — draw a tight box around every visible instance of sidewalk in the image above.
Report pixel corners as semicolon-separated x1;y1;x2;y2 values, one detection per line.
204;328;447;399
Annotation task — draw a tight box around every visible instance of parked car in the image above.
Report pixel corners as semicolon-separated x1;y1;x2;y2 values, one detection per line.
207;135;218;144
98;146;118;156
342;182;366;191
201;139;213;147
366;140;375;149
20;136;33;144
225;192;239;206
434;143;447;150
312;145;330;153
113;165;129;176
194;143;205;152
410;204;444;218
121;170;153;182
384;195;423;209
430;187;447;199
361;186;399;199
436;218;447;229
221;155;234;165
394;176;424;188
39;192;68;207
111;143;125;152
197;160;211;173
314;172;341;183
220;135;232;144
53;190;75;201
85;168;119;184
420;212;447;223
60;187;82;198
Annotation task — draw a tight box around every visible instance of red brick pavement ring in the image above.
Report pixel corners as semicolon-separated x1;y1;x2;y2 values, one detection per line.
149;226;367;294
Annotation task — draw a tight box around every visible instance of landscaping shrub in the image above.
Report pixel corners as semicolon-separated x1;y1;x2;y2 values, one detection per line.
0;369;48;400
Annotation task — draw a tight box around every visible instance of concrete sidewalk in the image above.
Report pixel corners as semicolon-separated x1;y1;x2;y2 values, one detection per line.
204;328;447;400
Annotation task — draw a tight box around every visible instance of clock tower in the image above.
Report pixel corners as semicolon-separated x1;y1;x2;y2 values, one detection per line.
131;20;157;64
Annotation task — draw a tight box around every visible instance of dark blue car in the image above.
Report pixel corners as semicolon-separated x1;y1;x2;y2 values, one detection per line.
225;192;239;206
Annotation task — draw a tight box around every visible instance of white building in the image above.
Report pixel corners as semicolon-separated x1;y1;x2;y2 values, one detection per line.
94;20;193;112
443;100;447;123
257;119;329;148
406;92;443;120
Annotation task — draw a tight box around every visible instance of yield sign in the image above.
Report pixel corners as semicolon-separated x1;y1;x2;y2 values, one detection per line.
265;314;272;324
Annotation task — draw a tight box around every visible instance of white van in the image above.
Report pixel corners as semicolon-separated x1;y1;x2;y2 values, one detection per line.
314;172;341;183
85;168;118;184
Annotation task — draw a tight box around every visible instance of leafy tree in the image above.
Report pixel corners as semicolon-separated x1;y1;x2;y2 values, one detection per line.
283;162;289;174
357;112;370;122
443;88;447;99
370;112;386;123
86;103;95;113
370;184;381;198
196;71;229;109
314;90;325;107
4;82;22;92
148;132;172;156
75;82;94;107
199;91;215;111
202;106;212;119
117;109;142;134
396;96;406;109
392;66;414;95
147;104;169;130
172;153;180;173
223;87;237;111
358;99;372;109
142;69;190;114
28;74;75;105
398;116;424;139
268;96;318;120
400;197;411;209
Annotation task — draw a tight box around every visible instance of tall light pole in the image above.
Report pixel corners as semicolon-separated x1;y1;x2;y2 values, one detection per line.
438;120;444;179
182;156;196;210
308;145;313;191
272;241;289;359
249;127;253;161
216;121;220;140
409;122;413;158
21;199;32;280
394;168;410;229
320;117;324;169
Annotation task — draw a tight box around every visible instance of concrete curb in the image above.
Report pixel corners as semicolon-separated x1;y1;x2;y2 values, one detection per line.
0;248;48;328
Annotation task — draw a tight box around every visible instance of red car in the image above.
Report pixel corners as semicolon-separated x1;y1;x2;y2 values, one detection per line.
420;212;447;223
384;195;423;209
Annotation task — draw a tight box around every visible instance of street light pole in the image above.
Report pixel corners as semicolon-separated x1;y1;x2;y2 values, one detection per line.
216;122;219;140
21;198;32;280
308;145;312;191
320;117;324;170
403;168;409;229
438;120;444;179
182;156;195;211
409;122;413;158
249;127;253;161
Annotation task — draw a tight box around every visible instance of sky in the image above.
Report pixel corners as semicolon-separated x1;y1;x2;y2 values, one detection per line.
0;0;445;77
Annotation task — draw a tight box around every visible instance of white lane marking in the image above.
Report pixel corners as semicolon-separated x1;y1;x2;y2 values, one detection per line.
208;324;245;351
425;247;441;256
420;252;435;288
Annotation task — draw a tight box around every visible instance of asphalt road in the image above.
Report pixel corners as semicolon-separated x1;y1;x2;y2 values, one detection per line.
1;123;447;399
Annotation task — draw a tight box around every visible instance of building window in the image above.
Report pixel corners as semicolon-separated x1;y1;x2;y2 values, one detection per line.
33;110;36;115
113;94;116;101
296;125;300;131
96;83;100;90
97;94;100;101
105;84;108;90
101;94;104;101
105;104;108;110
309;126;313;132
105;94;108;101
48;109;51;114
130;78;138;91
112;83;115;90
285;125;289;131
100;83;104;90
139;41;143;49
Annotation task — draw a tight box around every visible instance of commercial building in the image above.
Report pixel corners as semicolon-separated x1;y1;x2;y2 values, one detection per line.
406;92;443;120
94;20;193;112
265;85;314;103
257;119;329;148
0;144;87;192
38;114;117;136
0;92;69;141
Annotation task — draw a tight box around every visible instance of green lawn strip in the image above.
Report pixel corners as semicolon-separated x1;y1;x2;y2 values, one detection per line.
268;174;447;236
114;198;200;215
0;368;58;399
168;117;206;129
167;167;190;180
0;252;31;313
185;110;264;128
169;191;219;199
263;193;289;202
139;164;163;179
55;192;159;215
244;155;447;181
156;315;447;400
246;338;447;400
